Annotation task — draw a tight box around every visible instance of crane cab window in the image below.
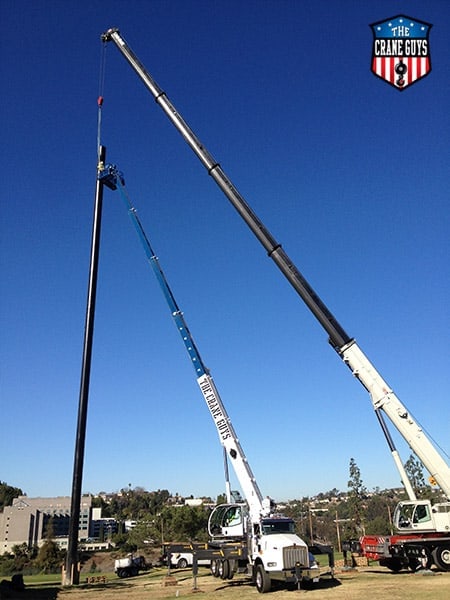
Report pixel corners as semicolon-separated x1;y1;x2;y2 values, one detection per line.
396;503;414;527
223;506;242;527
208;504;245;537
412;503;431;524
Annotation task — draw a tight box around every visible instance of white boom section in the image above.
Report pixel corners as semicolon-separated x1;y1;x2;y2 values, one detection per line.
341;340;450;498
196;373;265;517
392;450;417;501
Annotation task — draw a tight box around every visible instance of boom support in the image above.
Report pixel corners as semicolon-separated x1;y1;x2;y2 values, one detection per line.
102;28;450;499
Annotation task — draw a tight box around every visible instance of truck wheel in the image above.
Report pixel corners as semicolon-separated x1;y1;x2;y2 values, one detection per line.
255;565;271;593
177;558;188;568
432;546;450;571
408;558;420;572
383;558;403;572
218;559;229;579
409;549;432;571
211;559;220;577
226;559;235;579
117;569;127;578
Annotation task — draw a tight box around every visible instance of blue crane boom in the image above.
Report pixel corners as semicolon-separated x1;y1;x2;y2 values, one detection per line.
98;163;265;515
99;164;207;377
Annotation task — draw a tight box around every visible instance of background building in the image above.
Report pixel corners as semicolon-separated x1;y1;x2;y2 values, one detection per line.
0;495;92;553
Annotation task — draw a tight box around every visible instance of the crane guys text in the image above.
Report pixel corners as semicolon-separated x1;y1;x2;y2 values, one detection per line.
373;39;428;56
197;375;232;442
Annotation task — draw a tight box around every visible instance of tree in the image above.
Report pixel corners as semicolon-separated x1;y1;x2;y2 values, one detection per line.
127;520;158;548
11;543;30;559
35;540;63;574
33;516;64;574
347;458;367;537
0;481;23;511
1;544;36;575
92;495;112;518
111;532;136;553
158;505;209;543
404;454;429;497
216;493;227;505
364;493;395;535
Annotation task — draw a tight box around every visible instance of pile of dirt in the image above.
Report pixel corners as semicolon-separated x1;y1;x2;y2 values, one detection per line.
81;552;115;574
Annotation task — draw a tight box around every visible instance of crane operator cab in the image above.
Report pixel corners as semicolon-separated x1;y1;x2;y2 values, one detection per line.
208;503;246;538
394;499;450;533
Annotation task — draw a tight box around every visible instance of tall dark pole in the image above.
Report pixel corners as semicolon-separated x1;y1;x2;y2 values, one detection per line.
64;146;106;585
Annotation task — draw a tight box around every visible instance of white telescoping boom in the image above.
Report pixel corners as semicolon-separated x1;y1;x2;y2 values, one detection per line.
102;28;450;503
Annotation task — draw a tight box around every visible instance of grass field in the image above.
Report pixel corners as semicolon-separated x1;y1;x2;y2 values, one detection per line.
2;565;448;600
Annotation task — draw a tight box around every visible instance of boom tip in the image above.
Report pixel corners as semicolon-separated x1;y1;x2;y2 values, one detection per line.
101;28;119;42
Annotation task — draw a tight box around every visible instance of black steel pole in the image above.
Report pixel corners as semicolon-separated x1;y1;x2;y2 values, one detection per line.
64;146;106;585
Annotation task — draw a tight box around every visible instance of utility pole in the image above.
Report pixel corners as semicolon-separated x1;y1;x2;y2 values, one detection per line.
63;146;106;585
335;510;342;553
309;508;314;544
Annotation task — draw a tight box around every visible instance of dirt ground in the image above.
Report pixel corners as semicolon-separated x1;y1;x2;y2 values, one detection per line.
3;564;449;600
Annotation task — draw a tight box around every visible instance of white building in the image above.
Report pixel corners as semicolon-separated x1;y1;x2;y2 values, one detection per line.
0;495;92;554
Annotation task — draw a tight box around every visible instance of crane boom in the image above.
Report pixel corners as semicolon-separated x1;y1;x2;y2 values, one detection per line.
102;28;450;500
102;165;265;515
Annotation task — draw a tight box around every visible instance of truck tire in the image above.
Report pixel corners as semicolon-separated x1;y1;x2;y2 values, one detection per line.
211;559;220;577
226;559;235;579
177;558;189;568
381;557;403;572
218;559;229;579
255;565;271;593
432;546;450;571
407;558;420;572
409;549;432;571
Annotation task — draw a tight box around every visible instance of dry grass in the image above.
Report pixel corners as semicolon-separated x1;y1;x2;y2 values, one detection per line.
15;565;449;600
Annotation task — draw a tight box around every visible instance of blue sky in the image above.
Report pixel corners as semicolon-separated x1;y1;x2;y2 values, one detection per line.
1;1;449;503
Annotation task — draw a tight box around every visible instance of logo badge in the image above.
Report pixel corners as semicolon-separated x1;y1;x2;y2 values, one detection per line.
370;15;432;90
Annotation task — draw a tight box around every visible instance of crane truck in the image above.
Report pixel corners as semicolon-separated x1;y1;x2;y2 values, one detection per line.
98;164;329;591
101;29;450;572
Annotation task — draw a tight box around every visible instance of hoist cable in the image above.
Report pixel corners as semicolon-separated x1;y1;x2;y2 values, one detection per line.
97;42;107;162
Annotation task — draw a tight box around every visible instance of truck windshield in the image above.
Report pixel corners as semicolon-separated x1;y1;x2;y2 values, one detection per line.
261;519;295;535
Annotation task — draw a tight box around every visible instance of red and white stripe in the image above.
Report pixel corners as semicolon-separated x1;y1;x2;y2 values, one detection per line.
372;56;430;88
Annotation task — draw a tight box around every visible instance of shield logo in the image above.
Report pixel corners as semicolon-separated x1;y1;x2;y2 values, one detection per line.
370;15;432;90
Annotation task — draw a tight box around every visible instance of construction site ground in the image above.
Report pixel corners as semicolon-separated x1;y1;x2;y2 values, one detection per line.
2;555;449;600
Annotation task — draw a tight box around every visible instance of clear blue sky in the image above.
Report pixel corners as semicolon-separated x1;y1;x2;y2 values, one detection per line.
1;1;449;502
